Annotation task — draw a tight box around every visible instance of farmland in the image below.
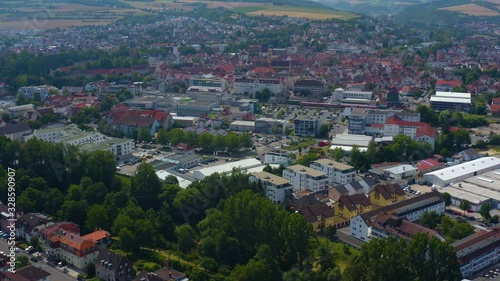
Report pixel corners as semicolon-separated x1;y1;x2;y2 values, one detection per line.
439;3;500;16
242;5;358;20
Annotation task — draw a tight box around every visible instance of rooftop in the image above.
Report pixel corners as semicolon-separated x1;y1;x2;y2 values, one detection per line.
286;164;326;177
312;159;354;171
424;157;500;182
252;171;291;186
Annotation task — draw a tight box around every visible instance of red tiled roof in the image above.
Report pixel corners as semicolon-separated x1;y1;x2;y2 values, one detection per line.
253;67;276;74
436;80;461;87
492;98;500;113
82;230;111;243
416;158;444;172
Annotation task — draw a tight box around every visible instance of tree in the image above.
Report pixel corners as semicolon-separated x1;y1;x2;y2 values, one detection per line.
480;203;491;221
85;204;110;233
318;123;332;138
459;200;471;215
86;263;96;278
156;128;169;146
85;151;116;188
138;128;152;143
130;163;163;210
175;224;196;254
490;215;499;224
119;228;136;254
419;211;441;229
331;147;344;162
17;255;29;268
442;192;452;208
1;112;10;123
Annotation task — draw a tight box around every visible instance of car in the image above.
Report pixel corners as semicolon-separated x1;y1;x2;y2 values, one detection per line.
30;257;38;262
0;251;4;255
2;233;9;239
26;246;34;251
57;262;64;267
14;248;20;253
0;231;3;235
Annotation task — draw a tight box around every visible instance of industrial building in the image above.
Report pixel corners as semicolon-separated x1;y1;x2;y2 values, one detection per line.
329;134;372;153
430;91;472;112
191;158;264;180
423;157;500;187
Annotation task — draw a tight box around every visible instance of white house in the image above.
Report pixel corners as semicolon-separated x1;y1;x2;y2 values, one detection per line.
263;152;291;166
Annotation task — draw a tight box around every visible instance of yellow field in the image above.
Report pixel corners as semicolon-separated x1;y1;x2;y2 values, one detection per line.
246;6;357;20
440;4;500;16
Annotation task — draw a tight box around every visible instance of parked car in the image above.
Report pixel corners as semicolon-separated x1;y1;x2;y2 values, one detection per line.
2;233;9;239
30;257;38;262
26;246;34;251
57;262;64;268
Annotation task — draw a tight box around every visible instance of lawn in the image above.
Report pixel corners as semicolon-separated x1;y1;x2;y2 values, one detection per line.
283;138;316;151
331;242;360;271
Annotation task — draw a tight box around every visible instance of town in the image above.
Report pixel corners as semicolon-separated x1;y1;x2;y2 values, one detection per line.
0;0;500;281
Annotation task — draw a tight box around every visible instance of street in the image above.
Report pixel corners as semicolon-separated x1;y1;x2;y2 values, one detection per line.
0;238;76;281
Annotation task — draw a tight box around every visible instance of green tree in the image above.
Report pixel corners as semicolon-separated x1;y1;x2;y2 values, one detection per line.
480;203;491;221
318;123;332;138
137;128;152;143
156;128;169;146
85;150;116;188
130;163;163;210
459;200;471;215
442;192;452;207
175;224;196;254
119;228;136;254
17;255;29;268
1;112;10;123
85;204;110;233
331;147;344;162
419;211;441;229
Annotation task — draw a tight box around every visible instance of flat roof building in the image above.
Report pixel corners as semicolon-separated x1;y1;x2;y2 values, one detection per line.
192;158;263;180
424;157;500;187
250;171;293;204
430;91;472;112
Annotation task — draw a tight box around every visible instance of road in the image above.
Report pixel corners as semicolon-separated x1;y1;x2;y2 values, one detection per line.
0;239;76;281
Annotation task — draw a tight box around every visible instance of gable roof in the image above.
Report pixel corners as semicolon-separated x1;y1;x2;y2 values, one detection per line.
96;248;134;274
3;265;51;281
372;183;405;200
300;203;334;223
17;213;52;234
338;194;371;211
82;229;111;243
0;123;32;135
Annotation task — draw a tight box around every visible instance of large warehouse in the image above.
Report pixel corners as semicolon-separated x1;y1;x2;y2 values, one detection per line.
436;169;500;211
191;158;264;180
423;157;500;187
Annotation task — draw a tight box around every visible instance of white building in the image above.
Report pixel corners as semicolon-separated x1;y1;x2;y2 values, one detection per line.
452;227;500;278
264;152;291;166
332;88;373;102
350;192;445;242
424;157;500;187
192;158;264;180
80;138;135;158
310;159;356;185
282;164;327;192
383;164;417;181
330;134;372;153
233;78;283;95
18;85;58;101
156;170;193;189
250;171;294;204
229;120;255;132
430;91;473;112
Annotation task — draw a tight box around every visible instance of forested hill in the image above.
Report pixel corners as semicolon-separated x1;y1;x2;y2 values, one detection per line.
202;0;330;9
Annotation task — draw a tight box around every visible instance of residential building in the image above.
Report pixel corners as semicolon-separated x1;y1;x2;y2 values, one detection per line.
2;265;51;281
7;104;35;117
370;212;445;241
430;91;472;112
350;191;445;242
250;172;294;204
282;164;327;192
108;105;173;135
292;195;334;232
347;108;367;134
15;213;53;243
95;248;135;281
171;116;198;128
383;116;437;149
452;226;500;278
416;158;445;174
328;177;379;200
435;80;462;92
333;194;374;220
310;159;356;185
423;157;500;187
0;123;33;142
133;261;188;281
492;98;500;117
382;164;418;181
233;78;283;95
369;183;406;207
18;85;58;101
41;222;99;269
263;152;291;166
82;230;112;248
457;148;481;162
293;79;327;96
294;116;322;137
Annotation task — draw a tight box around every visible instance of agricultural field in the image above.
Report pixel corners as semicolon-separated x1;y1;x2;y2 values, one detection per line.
242;5;357;20
439;3;500;16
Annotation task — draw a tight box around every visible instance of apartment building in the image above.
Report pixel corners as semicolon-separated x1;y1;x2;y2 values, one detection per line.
294;116;322;137
332;88;373;102
368;183;406;207
293;79;327;96
282;164;327;192
310;159;356;185
233;78;283;95
263;152;291;166
18;85;58;101
250;171;294;204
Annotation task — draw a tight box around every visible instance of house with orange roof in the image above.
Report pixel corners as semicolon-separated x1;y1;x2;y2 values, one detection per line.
82;230;111;248
40;222;100;269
